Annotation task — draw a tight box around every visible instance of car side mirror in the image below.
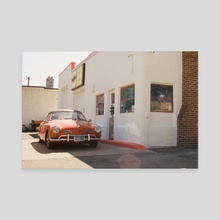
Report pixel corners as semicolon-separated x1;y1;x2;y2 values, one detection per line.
88;119;92;122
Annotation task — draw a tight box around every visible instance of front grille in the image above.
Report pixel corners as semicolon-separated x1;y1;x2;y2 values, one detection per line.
85;130;92;134
58;134;97;140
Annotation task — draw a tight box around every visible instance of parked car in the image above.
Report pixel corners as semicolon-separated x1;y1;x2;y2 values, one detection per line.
38;109;102;149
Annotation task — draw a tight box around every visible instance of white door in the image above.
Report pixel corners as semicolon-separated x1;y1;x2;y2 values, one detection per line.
74;88;85;113
109;90;115;139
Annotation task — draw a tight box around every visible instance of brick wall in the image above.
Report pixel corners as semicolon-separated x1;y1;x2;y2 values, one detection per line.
177;52;198;147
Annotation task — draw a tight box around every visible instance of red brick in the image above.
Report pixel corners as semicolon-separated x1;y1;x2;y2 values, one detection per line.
177;52;198;147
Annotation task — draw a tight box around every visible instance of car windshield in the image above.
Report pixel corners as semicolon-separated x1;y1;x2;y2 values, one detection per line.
50;111;87;121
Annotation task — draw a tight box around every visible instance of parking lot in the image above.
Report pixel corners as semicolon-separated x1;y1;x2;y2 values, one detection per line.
22;132;198;169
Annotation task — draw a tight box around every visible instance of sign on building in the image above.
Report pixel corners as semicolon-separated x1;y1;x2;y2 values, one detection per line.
71;64;85;91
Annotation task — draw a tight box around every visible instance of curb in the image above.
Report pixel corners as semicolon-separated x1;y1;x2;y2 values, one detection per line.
100;139;148;150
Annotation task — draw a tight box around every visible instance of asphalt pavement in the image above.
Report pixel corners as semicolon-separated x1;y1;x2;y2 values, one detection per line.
22;132;198;169
76;146;198;168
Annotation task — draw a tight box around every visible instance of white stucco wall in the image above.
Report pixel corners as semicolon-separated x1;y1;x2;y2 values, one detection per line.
58;51;182;147
58;63;73;109
22;86;58;128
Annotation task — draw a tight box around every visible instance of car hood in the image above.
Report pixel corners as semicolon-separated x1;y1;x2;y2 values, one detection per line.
51;119;95;130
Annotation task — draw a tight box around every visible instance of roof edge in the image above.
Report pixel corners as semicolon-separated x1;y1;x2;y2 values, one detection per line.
58;62;72;76
71;51;98;72
22;85;58;90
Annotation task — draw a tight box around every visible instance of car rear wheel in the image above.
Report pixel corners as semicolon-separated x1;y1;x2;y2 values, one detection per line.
90;141;98;148
46;132;53;149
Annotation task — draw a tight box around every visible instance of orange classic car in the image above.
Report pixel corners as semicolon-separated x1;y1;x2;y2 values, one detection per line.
38;109;102;149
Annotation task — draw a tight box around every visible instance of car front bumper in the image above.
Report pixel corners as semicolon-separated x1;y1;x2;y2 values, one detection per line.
49;134;100;143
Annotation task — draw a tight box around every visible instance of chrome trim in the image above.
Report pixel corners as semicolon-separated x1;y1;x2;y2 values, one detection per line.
49;134;100;142
50;138;100;142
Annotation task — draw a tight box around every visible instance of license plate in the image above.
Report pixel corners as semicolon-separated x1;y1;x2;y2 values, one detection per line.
74;135;85;142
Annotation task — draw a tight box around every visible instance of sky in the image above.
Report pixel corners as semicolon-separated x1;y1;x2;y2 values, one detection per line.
22;51;92;88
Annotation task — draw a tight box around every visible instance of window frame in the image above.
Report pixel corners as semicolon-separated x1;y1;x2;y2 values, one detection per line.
150;83;173;113
120;83;135;113
96;93;105;115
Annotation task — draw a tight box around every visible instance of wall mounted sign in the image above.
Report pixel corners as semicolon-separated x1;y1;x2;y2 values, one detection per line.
71;63;85;91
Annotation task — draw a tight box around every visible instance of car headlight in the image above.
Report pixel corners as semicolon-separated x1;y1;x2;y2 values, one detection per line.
52;126;60;134
95;126;101;133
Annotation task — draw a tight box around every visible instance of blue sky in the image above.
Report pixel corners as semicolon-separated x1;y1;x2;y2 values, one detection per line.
22;51;92;88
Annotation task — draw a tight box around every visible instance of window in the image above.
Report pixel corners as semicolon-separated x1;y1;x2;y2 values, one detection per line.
151;84;173;112
96;94;104;115
73;111;87;121
120;84;135;113
46;113;51;121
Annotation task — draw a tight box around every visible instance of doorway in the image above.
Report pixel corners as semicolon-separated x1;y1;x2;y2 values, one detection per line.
74;88;85;113
109;90;115;140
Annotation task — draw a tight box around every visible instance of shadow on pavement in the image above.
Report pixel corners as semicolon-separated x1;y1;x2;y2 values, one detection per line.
30;140;198;169
29;132;145;168
30;141;143;168
29;133;39;139
31;141;94;154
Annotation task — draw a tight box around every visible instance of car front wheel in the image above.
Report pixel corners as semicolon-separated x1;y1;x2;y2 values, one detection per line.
90;141;98;148
46;132;53;149
39;136;44;143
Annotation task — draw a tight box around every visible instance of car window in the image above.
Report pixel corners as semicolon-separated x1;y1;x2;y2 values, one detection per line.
72;112;78;120
46;113;51;121
72;111;87;121
62;112;73;119
51;115;59;120
50;111;73;120
77;112;87;121
48;111;87;121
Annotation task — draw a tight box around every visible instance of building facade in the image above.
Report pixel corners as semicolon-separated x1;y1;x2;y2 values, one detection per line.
22;86;58;128
58;51;192;148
